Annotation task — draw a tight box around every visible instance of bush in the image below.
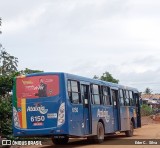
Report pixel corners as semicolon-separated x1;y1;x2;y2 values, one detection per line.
141;104;153;116
0;95;12;136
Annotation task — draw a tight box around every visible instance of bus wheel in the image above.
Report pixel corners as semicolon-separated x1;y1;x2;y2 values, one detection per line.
52;135;69;145
125;121;134;137
94;122;104;143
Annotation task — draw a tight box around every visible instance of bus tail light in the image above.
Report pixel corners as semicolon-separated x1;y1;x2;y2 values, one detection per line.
13;107;20;128
57;103;65;126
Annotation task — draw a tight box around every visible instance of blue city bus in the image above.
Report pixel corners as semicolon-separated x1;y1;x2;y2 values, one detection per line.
12;72;141;144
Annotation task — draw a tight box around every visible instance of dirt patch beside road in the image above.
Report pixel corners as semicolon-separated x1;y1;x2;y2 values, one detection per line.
141;116;160;125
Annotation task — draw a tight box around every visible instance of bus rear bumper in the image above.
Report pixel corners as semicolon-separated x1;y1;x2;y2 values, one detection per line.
13;128;68;137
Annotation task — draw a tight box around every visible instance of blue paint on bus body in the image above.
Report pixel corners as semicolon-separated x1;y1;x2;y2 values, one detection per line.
13;72;141;137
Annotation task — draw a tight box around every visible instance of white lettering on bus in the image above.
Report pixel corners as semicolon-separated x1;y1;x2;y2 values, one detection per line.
27;105;48;114
97;109;110;123
25;85;46;91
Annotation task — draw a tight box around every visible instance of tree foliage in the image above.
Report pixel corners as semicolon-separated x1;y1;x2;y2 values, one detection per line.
0;47;19;135
0;48;18;75
93;75;99;79
144;87;152;95
141;104;153;116
20;68;43;75
0;68;43;136
0;95;12;135
0;72;20;96
100;71;119;83
94;71;119;84
0;18;19;136
0;71;20;136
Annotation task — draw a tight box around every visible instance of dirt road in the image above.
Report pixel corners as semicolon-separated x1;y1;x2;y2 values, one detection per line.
11;117;160;148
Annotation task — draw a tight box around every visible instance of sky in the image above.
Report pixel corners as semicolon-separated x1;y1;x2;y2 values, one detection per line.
1;0;160;93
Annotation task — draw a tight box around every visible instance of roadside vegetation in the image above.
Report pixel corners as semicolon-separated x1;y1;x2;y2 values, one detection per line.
141;104;153;116
0;47;43;138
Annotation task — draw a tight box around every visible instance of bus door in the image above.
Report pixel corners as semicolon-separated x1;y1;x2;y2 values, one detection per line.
81;83;91;135
111;88;120;131
135;93;141;127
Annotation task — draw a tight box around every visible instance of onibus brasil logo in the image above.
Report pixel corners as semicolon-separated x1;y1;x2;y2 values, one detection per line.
27;104;48;114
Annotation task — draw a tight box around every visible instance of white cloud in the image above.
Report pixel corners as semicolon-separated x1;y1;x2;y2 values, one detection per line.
126;18;160;42
1;0;160;93
3;6;46;34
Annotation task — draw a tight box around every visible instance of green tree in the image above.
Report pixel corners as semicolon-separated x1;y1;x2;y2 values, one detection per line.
100;71;119;83
0;72;20;96
0;94;12;135
144;87;152;94
94;71;119;83
20;68;43;75
0;72;20;136
93;75;99;79
0;69;43;136
0;18;19;136
0;18;18;75
0;48;18;75
141;104;152;116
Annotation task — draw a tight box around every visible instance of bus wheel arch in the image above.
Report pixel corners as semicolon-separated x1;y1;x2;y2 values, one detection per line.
125;120;134;137
98;119;105;132
131;117;135;128
95;120;105;143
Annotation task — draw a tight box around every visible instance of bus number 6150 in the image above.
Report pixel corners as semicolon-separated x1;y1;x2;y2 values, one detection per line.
31;116;45;122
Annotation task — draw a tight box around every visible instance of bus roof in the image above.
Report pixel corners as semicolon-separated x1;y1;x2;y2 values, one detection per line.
16;72;139;93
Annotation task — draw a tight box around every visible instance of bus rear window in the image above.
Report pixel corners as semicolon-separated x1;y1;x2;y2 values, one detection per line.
16;75;59;98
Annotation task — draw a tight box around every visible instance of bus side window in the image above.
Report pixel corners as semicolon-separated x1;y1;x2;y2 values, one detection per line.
129;91;134;106
134;93;140;106
119;89;125;106
102;86;111;105
81;85;88;105
67;80;81;104
91;84;100;105
111;90;117;106
68;80;72;100
124;90;130;106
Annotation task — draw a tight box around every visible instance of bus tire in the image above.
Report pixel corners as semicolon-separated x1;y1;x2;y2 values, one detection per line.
52;135;69;145
94;122;104;143
125;121;134;137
